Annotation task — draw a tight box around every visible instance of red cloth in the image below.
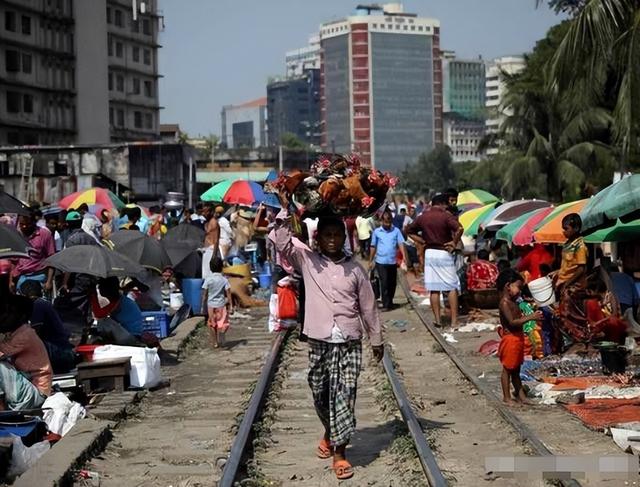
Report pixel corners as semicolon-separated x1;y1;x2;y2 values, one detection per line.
467;260;498;290
407;206;461;249
497;332;525;370
207;306;229;332
516;244;554;281
277;285;298;320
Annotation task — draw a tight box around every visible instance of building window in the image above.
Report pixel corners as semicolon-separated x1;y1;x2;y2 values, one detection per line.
144;113;152;129
23;94;33;113
109;107;114;125
106;7;112;24
5;50;19;72
116;42;123;58
143;49;151;65
117;109;124;127
134;111;142;128
5;11;16;32
22;53;32;73
108;72;113;90
132;78;140;94
6;91;20;113
131;19;139;33
116;74;124;92
132;46;139;62
21;15;31;35
144;80;153;97
114;9;123;27
142;18;151;35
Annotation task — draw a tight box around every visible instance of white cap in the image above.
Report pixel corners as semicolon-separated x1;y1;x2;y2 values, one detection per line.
398;204;407;211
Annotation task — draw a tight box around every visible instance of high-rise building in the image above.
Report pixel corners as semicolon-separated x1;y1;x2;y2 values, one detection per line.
267;69;320;148
221;98;267;149
285;35;320;78
0;0;162;146
320;3;442;173
485;55;525;154
442;52;486;162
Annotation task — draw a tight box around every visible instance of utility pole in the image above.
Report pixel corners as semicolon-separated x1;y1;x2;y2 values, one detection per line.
278;144;283;172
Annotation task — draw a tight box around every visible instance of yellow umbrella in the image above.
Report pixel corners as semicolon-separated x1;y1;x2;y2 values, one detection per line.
460;203;497;236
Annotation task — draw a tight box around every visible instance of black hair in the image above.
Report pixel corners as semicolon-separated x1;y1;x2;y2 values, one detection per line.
317;216;345;236
497;259;511;273
496;268;523;292
477;249;490;261
0;295;33;333
382;210;393;220
431;193;448;206
539;263;552;277
77;203;89;213
444;188;459;198
33;208;43;219
562;213;582;232
44;213;59;222
209;256;223;273
67;218;82;230
195;202;204;211
129;224;140;231
128;206;142;221
98;276;121;301
19;279;43;298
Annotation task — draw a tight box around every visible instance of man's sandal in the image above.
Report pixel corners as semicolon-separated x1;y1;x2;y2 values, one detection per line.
316;438;332;459
332;460;354;480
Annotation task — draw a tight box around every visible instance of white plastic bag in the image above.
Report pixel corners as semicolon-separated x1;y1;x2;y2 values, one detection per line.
42;392;86;436
268;293;278;333
7;435;50;478
93;345;162;388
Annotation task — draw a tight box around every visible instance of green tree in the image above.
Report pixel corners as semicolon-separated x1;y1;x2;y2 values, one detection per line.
280;132;307;150
399;145;456;196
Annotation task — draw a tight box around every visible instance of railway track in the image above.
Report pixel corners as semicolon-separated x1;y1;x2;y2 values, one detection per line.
219;329;446;486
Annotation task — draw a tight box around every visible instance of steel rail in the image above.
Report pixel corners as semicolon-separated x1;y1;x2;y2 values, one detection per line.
218;329;289;487
382;351;448;487
399;274;582;487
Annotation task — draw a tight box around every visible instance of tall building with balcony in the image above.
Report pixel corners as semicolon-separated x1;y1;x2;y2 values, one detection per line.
320;3;442;173
285;35;320;78
0;0;162;146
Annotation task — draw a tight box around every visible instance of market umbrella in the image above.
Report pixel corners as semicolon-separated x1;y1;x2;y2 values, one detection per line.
460;203;498;236
45;245;144;278
580;174;640;232
108;231;171;273
458;189;499;207
164;222;205;244
200;179;234;202
481;200;551;232
0;224;30;258
59;188;125;212
162;223;205;277
495;207;554;246
533;199;588;244
223;180;265;206
584;218;640;243
0;190;31;216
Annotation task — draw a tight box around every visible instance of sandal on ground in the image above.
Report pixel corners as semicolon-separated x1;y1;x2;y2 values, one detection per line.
316;438;332;459
332;459;354;480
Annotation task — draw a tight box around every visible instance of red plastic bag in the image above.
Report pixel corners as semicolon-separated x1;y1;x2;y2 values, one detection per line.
277;286;298;320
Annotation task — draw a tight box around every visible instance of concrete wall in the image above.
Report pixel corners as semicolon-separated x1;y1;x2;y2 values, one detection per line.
74;0;110;144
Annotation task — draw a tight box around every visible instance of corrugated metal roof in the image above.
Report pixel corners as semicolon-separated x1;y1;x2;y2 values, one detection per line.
196;171;271;184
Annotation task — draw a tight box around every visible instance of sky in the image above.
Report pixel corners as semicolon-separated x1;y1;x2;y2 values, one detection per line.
158;0;564;137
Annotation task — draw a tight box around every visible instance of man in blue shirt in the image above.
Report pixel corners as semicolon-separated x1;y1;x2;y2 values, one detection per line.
369;211;408;311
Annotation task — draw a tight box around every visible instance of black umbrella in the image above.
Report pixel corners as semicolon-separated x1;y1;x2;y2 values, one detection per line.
164;223;205;244
0;223;30;258
0;190;31;216
109;231;171;273
162;223;205;278
44;245;144;278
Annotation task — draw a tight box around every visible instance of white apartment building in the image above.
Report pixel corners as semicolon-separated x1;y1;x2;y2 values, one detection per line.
285;35;320;78
485;56;525;154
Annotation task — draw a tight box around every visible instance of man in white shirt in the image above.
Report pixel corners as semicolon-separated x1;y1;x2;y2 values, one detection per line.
355;216;373;259
215;206;234;258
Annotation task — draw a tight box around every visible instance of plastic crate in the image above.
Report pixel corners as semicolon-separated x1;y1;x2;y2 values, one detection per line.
141;311;170;338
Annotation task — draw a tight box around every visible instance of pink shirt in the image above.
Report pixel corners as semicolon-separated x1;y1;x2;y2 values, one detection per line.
12;227;55;277
272;210;382;346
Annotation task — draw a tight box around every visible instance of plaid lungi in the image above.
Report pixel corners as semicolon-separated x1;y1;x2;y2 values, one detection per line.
307;339;362;447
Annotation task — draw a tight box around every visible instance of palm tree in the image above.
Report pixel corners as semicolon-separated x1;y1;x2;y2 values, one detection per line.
544;0;640;171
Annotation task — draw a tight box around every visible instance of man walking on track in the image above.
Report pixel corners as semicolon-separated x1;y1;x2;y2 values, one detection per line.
407;194;464;327
369;210;409;311
272;191;384;481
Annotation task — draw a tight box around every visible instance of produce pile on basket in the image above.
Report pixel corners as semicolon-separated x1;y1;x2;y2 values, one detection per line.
266;154;397;217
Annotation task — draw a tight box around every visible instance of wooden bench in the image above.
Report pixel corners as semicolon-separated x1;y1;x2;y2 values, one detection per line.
77;357;131;393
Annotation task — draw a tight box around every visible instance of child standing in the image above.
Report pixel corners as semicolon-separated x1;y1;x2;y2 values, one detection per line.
201;257;233;348
497;269;542;404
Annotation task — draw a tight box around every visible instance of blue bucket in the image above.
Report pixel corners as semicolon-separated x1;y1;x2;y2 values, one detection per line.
182;278;203;315
258;273;271;289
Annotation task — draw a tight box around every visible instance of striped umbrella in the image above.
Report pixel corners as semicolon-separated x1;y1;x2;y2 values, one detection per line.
200;179;234;202
201;179;265;206
585;218;640;243
481;200;551;232
460;203;497;236
495;207;555;246
532;199;588;244
458;189;499;208
59;188;124;212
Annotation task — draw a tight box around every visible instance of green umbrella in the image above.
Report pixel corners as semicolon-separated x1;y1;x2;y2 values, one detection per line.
584;218;640;243
580;174;640;231
200;179;234;202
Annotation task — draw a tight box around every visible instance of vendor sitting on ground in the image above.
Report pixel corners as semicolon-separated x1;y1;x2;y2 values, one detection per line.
20;280;75;374
0;295;52;410
467;249;499;291
90;277;143;346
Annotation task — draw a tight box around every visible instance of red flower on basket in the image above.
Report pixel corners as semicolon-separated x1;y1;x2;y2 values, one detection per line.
361;196;375;208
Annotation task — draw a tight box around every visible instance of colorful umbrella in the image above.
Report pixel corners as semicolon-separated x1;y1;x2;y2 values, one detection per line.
460;203;497;236
580;174;640;232
59;188;125;212
482;200;551;232
495;207;554;246
532;199;588;244
584;218;640;243
457;189;499;207
200;179;234;202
